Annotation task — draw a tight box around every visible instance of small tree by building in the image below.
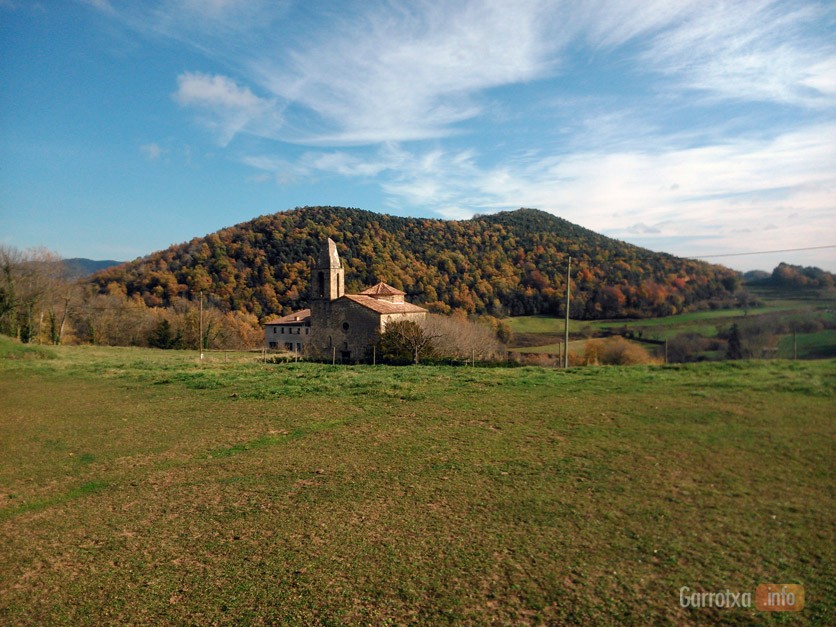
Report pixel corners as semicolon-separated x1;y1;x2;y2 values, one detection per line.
380;320;439;364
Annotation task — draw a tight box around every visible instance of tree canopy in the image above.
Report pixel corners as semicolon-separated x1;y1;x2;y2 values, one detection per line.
90;206;741;320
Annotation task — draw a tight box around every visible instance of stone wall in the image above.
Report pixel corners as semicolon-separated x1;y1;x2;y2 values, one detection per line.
309;299;383;362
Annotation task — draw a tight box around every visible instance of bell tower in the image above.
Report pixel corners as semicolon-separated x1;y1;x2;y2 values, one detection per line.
311;237;344;301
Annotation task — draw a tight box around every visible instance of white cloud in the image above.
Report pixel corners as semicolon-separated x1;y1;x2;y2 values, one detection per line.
96;1;836;145
90;1;836;268
173;72;283;145
140;142;164;160
252;0;566;144
248;0;835;144
175;72;263;110
639;0;836;107
79;0;113;12
290;123;833;262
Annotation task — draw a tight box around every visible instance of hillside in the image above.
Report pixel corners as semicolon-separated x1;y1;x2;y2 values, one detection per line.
91;206;740;320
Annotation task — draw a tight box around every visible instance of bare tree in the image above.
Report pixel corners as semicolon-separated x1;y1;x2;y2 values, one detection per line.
419;313;504;362
0;246;23;338
380;319;442;364
0;246;71;343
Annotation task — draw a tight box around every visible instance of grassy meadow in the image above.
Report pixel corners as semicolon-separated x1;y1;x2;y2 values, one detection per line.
508;285;836;360
0;337;834;624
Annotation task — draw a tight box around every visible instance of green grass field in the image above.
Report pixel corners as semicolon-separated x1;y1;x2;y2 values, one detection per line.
508;286;836;357
1;337;834;624
509;339;589;356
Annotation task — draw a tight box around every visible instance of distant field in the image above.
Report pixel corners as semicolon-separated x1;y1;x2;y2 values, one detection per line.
777;329;836;359
508;287;836;357
509;339;588;355
1;338;833;623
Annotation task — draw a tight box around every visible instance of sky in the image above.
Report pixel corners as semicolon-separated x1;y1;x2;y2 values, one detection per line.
1;0;835;272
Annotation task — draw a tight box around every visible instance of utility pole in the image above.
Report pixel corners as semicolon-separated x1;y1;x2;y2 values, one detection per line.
793;330;797;360
564;256;571;368
199;291;204;360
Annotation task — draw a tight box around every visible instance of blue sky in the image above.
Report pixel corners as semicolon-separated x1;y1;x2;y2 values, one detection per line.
1;0;835;271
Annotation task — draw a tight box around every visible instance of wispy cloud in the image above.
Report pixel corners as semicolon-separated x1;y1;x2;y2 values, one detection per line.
139;142;164;161
91;0;836;145
87;0;836;266
250;0;566;144
173;72;283;145
268;121;835;259
640;0;836;107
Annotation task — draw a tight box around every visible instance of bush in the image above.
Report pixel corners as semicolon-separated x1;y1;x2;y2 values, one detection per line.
667;332;712;363
583;336;654;365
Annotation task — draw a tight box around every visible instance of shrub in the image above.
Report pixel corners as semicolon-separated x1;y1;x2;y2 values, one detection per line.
583;336;653;365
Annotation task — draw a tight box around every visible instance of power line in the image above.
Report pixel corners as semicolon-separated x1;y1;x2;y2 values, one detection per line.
690;245;836;259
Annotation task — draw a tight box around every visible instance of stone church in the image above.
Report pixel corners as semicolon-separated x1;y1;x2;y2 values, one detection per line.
265;238;427;362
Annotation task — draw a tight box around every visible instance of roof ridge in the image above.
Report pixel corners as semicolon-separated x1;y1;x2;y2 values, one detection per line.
358;281;406;296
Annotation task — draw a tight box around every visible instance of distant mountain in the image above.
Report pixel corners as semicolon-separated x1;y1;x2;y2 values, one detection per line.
90;206;740;320
62;258;123;279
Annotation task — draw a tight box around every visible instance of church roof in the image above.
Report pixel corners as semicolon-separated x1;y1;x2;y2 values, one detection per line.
264;309;311;325
358;282;406;297
316;238;342;269
343;295;427;315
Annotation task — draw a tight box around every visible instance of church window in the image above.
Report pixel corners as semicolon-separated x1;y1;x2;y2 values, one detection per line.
342;322;349;331
318;271;325;297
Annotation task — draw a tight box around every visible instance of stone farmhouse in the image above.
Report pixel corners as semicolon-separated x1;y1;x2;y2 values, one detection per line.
264;238;427;362
264;309;311;353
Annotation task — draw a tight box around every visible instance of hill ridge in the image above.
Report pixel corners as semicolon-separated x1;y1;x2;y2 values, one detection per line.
91;206;740;320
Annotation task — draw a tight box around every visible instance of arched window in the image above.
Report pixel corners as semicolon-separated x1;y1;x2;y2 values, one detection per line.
317;271;325;297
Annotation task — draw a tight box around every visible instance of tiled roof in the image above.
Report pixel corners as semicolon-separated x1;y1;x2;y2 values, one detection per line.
343;295;427;315
265;308;311;325
358;282;406;296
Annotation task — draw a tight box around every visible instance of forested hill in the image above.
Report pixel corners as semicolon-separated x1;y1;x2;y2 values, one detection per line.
91;206;740;320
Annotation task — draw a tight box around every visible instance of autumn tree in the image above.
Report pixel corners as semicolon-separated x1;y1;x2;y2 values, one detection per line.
88;206;742;322
380;319;440;365
420;313;504;362
0;246;75;343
